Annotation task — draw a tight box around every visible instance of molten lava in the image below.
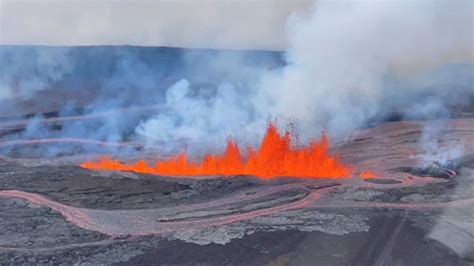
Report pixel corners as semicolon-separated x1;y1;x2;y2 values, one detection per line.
360;171;377;179
81;123;352;179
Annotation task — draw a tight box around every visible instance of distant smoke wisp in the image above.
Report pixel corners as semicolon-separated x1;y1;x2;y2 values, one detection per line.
0;46;72;100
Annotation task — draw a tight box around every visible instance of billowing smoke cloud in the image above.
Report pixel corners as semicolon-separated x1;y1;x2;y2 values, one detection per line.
134;51;278;152
137;0;473;147
255;0;473;138
135;80;248;151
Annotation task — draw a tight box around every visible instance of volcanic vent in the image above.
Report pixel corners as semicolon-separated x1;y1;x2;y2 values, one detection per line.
81;122;352;179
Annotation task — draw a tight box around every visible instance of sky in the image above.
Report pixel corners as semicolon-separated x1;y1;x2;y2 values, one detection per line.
0;0;312;50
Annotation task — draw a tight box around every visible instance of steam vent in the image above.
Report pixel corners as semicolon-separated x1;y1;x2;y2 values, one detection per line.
1;1;473;265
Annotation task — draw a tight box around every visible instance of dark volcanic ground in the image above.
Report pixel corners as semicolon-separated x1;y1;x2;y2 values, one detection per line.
1;121;474;265
0;104;473;265
0;46;472;264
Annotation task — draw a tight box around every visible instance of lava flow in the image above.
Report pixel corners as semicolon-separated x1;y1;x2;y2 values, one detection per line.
81;123;352;179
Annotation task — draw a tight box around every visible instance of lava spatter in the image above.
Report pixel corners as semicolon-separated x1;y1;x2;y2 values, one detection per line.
81;123;352;179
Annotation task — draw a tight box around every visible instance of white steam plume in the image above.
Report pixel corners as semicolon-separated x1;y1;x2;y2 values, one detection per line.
255;0;473;138
137;0;473;149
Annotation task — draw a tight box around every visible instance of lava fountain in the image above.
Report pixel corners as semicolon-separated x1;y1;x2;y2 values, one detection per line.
81;122;352;179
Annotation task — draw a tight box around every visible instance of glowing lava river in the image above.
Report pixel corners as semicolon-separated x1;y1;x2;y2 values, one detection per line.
1;176;474;239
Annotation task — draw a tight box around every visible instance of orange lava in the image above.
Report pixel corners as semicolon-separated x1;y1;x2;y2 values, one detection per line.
81;123;353;179
360;171;377;179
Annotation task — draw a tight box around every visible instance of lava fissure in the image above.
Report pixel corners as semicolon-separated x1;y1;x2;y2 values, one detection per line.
81;123;352;179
